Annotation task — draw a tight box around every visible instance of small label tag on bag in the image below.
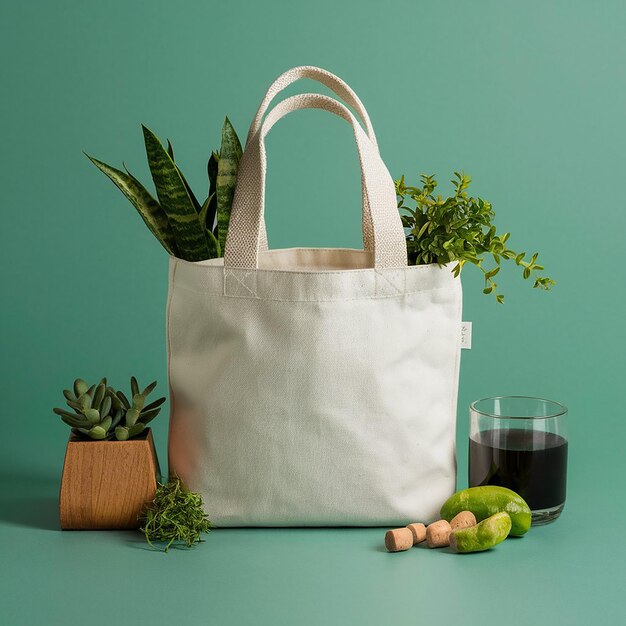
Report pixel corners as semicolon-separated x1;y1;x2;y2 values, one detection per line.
461;321;472;349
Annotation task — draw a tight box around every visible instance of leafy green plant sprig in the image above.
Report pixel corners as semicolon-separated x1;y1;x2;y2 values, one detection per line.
53;377;165;441
396;172;554;303
86;118;242;262
140;476;212;552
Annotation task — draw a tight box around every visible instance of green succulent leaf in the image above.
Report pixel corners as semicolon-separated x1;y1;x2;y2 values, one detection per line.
78;392;92;410
216;118;242;253
111;409;124;429
100;416;112;433
109;390;123;411
85;154;178;256
89;425;107;440
84;408;100;424
132;394;145;410
74;379;88;398
115;426;129;441
128;422;146;438
100;395;112;418
141;408;161;424
142;380;158;397
130;376;140;397
117;391;131;409
143;396;166;412
142;125;209;261
126;408;140;427
60;415;90;429
92;383;106;411
63;389;77;403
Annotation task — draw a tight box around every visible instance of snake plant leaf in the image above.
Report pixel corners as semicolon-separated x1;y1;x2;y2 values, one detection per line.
207;151;219;234
166;139;202;213
142;125;209;261
216;118;242;252
200;194;220;257
86;154;178;256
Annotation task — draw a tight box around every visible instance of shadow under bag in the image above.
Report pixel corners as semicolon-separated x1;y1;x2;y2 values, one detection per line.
167;66;462;526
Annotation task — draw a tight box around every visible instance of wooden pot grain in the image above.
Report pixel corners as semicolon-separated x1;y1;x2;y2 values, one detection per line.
59;429;161;530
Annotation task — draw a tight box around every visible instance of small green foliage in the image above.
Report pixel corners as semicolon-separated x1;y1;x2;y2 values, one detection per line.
396;172;555;302
53;377;166;441
140;476;213;552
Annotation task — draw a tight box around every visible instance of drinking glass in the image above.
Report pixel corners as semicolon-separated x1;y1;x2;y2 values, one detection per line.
469;396;568;525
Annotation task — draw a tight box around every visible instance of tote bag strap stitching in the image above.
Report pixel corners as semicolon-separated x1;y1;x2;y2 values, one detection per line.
224;93;407;272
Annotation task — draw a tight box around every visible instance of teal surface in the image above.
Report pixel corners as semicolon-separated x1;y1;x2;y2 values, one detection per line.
1;1;625;624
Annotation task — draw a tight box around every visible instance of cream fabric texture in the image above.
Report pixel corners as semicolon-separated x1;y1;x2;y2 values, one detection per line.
167;67;462;526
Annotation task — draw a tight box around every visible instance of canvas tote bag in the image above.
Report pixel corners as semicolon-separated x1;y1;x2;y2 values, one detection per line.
167;67;462;526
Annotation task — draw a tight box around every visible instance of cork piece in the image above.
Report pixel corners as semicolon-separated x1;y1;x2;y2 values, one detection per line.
450;510;477;531
426;519;452;548
406;522;427;545
385;528;414;552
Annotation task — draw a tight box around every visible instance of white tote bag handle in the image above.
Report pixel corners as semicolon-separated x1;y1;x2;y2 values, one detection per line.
224;93;407;270
250;66;380;253
246;65;379;151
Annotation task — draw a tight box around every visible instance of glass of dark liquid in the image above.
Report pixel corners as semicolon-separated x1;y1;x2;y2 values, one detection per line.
469;396;568;525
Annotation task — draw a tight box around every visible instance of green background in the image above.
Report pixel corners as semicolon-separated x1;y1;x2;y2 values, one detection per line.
1;0;624;624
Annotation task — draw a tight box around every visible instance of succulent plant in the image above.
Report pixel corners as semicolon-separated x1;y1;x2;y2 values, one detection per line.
85;118;242;262
54;377;165;441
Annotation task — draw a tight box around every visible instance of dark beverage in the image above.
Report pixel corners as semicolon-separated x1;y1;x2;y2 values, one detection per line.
469;429;568;511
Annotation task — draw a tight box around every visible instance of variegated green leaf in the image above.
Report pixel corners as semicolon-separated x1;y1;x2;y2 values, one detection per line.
216;118;242;252
86;154;178;256
142;125;209;261
207;151;219;235
200;193;220;257
167;138;201;213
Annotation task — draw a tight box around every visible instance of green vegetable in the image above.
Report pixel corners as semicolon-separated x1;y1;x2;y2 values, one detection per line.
396;173;555;303
140;476;212;551
440;486;532;537
86;120;244;262
449;512;512;553
53;377;165;441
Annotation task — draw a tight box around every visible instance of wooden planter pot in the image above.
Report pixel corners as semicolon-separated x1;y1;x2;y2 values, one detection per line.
60;429;161;530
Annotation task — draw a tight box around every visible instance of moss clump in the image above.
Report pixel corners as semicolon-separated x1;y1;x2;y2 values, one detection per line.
140;476;212;551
